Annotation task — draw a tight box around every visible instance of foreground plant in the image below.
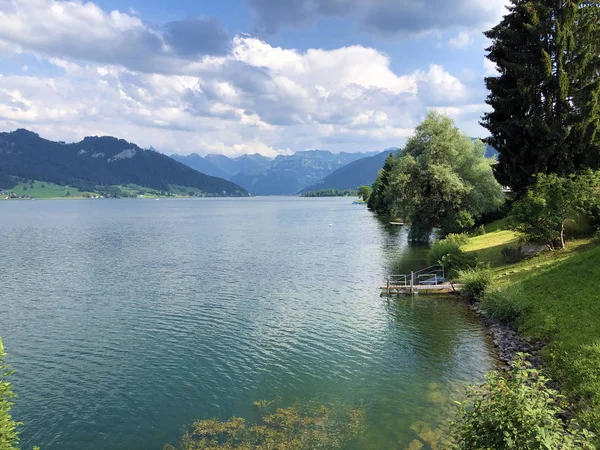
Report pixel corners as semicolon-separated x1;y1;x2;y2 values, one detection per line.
452;354;595;449
0;338;20;450
164;400;364;450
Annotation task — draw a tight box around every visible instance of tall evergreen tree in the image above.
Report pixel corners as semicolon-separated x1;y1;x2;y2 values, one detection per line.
482;0;600;194
367;153;396;214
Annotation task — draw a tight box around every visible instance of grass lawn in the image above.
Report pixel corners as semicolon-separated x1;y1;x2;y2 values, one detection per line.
464;220;600;438
3;181;93;199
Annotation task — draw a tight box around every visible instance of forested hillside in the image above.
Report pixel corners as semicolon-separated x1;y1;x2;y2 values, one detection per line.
0;129;248;196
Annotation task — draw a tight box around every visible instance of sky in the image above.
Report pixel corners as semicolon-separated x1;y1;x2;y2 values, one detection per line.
0;0;507;156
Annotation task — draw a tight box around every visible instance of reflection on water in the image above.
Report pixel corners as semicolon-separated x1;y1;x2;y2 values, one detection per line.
0;198;493;450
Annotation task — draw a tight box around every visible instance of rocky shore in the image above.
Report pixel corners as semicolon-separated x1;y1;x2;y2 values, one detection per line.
470;303;545;368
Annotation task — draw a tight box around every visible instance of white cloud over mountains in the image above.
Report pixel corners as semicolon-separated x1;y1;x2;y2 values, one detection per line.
0;0;494;156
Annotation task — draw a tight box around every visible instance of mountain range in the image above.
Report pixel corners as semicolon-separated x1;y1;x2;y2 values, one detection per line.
0;129;497;198
173;150;379;195
0;129;248;196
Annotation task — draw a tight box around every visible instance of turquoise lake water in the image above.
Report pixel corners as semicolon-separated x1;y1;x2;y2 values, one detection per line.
0;197;494;449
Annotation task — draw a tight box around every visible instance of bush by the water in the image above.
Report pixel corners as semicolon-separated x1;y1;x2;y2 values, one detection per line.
452;354;595;449
428;234;477;279
164;400;364;450
481;286;529;323
457;267;493;302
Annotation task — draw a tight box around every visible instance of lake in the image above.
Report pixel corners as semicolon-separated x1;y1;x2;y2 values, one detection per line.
0;197;494;449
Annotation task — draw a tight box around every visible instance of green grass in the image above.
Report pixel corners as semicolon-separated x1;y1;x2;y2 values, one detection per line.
462;229;520;268
463;218;600;439
2;181;93;199
482;244;600;438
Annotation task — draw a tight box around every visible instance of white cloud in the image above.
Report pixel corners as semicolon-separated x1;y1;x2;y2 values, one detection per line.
447;31;474;49
483;58;499;76
0;1;489;155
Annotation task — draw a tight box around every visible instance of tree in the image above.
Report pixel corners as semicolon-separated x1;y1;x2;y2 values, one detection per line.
0;338;20;450
367;153;396;214
510;171;599;249
482;0;600;195
357;185;372;202
372;112;504;240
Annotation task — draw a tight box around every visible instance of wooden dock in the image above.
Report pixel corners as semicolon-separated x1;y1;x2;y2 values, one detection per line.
380;283;461;296
380;264;462;296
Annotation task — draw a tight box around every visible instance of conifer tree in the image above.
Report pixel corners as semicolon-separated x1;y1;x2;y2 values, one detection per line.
367;153;396;215
482;0;600;194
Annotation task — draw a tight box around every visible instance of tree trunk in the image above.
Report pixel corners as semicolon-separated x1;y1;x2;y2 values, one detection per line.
560;221;566;250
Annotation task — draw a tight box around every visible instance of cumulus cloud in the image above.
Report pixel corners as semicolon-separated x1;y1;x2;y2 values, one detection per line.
245;0;509;37
447;31;474;49
0;1;489;155
0;0;230;73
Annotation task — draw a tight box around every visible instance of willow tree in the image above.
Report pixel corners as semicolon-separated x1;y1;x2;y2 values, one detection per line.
377;112;504;241
482;0;600;195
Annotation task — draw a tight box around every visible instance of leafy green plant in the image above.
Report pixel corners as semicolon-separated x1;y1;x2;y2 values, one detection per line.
428;234;477;279
0;338;20;450
457;267;493;302
481;287;529;323
510;172;600;249
472;224;486;237
452;354;595;449
165;400;364;450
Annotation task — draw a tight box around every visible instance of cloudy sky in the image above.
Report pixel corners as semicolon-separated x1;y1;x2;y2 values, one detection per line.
0;0;507;156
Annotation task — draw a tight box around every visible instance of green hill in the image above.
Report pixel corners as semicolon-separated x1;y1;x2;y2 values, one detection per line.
0;129;248;196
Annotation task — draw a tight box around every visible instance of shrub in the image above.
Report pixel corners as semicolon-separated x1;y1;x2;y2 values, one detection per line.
481;287;528;323
428;234;477;279
0;338;20;450
428;234;469;265
457;267;493;302
472;224;486;236
452;354;595;450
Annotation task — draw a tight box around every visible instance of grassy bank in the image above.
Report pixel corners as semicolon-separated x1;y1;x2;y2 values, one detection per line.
0;180;218;200
461;224;600;437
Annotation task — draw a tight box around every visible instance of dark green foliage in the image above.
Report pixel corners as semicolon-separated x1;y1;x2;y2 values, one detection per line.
0;173;16;190
367;153;396;214
502;247;525;264
457;267;494;303
0;338;20;450
482;288;530;323
368;113;504;239
482;0;600;194
472;225;486;237
301;189;358;197
510;171;600;249
452;354;595;449
357;185;372;202
428;234;478;279
165;400;364;450
0;129;248;196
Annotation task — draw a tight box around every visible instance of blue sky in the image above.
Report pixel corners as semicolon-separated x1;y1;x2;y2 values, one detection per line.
0;0;506;156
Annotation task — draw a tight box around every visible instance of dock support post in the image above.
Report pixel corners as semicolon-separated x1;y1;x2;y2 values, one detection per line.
410;271;414;295
386;279;390;297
